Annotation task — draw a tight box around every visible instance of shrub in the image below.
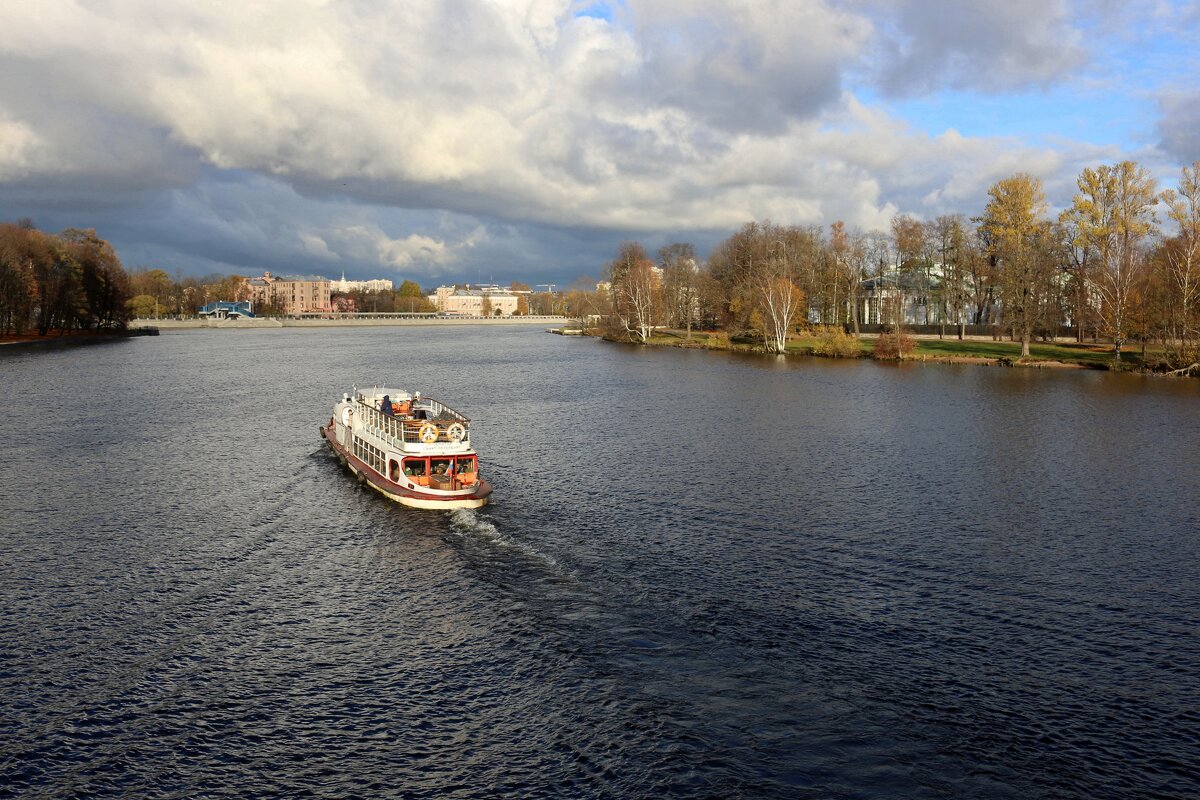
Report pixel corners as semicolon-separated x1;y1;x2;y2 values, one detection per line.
872;330;917;360
705;331;731;350
1164;342;1200;371
812;326;862;358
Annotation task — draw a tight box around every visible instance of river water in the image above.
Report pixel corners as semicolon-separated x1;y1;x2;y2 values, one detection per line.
1;327;1198;799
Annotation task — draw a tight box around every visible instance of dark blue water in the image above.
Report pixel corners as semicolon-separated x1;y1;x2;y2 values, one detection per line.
2;327;1198;798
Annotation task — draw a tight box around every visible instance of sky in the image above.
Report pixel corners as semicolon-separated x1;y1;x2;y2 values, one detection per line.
1;0;1198;287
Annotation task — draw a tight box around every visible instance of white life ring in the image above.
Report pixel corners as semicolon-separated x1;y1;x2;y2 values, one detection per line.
341;407;353;426
418;422;440;444
446;422;466;442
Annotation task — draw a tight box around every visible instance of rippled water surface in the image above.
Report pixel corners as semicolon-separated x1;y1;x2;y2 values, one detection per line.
2;327;1199;798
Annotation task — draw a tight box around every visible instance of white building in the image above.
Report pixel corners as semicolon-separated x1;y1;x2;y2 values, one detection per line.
330;273;394;293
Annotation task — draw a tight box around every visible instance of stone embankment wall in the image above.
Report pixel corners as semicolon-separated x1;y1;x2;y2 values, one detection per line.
132;316;566;330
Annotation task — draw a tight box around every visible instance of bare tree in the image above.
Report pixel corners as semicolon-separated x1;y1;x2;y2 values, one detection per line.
659;242;698;337
931;214;970;339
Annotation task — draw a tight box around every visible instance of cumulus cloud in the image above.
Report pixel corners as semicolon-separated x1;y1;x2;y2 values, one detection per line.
0;0;1160;282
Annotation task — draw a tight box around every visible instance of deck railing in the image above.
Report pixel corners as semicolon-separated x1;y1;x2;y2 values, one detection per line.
355;399;471;446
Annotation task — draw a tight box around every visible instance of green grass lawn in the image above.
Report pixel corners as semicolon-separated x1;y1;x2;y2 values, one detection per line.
911;338;1142;367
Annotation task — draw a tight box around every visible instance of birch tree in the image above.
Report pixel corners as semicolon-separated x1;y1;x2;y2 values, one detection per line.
756;274;804;353
607;241;659;343
1064;161;1158;360
1160;161;1200;362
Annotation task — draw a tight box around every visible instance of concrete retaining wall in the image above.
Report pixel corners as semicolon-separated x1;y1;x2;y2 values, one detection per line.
132;316;566;330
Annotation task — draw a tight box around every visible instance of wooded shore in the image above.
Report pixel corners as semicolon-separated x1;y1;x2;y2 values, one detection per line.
570;326;1200;375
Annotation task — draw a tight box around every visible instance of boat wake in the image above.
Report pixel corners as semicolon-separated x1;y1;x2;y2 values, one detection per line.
448;508;568;577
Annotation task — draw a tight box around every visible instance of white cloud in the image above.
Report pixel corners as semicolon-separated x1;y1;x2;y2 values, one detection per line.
0;116;38;181
0;0;1172;280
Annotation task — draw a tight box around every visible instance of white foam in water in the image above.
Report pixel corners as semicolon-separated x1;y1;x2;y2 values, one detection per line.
449;508;499;538
448;508;568;576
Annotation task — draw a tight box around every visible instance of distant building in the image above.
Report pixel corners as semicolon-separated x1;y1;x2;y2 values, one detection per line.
198;301;255;319
431;284;520;316
330;272;394;293
245;272;332;315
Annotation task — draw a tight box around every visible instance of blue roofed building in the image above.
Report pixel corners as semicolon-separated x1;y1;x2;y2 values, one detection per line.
198;300;255;319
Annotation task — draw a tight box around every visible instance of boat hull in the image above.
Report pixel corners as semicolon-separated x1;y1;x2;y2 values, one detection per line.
321;423;492;509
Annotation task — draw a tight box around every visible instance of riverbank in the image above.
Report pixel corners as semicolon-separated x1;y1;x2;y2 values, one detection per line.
570;327;1192;374
0;328;158;349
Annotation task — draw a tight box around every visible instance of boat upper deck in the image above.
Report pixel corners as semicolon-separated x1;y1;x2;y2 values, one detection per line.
350;388;473;450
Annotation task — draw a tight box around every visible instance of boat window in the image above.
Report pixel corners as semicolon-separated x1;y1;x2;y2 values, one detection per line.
456;458;475;474
403;458;426;476
389;460;400;481
431;459;451;476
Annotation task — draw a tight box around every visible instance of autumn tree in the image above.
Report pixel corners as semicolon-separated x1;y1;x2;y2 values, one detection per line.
1159;161;1200;364
707;221;817;343
979;174;1056;358
394;280;435;312
830;221;861;336
126;268;173;318
606;241;659;342
1064;161;1159;359
563;275;605;327
890;214;929;325
1056;212;1097;341
757;274;805;353
0;224;40;335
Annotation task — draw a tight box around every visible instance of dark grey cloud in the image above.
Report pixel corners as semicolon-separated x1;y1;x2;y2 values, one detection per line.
620;0;870;133
871;0;1087;96
1158;90;1200;163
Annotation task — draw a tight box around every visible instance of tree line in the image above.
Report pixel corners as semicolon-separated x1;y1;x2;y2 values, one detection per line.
599;160;1200;368
0;222;132;336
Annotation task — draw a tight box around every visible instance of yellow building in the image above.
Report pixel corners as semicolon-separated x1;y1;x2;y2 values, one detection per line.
432;285;521;316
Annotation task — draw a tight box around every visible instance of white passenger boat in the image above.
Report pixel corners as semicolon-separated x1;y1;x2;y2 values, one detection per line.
320;387;492;509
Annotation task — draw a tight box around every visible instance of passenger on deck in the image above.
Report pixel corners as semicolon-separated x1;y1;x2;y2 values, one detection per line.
381;395;394;416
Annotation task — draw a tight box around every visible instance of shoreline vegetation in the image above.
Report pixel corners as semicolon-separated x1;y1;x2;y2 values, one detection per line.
557;324;1200;376
589;160;1200;380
